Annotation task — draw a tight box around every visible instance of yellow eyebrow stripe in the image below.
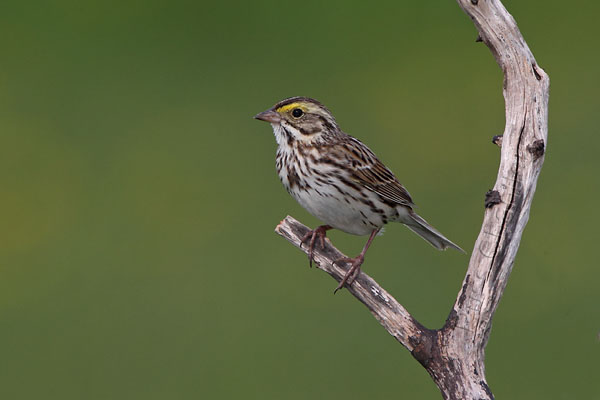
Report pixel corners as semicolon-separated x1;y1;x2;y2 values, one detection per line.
276;103;303;113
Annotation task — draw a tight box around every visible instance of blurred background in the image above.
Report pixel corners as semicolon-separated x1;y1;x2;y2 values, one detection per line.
1;1;598;399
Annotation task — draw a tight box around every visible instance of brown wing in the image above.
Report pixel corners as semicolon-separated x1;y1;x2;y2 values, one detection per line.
341;137;414;207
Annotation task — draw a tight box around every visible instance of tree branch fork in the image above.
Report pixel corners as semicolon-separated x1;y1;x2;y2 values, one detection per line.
275;216;488;397
275;1;548;399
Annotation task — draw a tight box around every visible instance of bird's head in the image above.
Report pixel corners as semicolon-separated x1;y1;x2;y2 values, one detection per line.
254;96;341;146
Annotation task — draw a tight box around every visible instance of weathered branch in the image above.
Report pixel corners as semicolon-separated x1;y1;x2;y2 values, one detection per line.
276;216;429;350
275;1;548;399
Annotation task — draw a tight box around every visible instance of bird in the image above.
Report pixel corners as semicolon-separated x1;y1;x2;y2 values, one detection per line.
255;96;463;292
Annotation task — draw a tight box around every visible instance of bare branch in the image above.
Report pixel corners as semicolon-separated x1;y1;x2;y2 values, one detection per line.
276;216;428;351
275;1;549;399
451;0;550;376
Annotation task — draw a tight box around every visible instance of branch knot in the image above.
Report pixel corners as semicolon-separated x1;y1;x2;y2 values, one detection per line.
527;139;545;159
484;190;502;208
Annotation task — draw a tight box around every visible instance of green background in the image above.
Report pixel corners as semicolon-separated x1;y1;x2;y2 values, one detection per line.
1;1;598;399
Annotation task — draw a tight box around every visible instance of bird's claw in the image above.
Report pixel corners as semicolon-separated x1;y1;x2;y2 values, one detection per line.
300;225;332;268
333;255;365;294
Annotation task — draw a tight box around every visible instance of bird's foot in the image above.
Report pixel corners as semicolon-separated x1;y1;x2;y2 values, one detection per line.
300;225;332;267
333;254;365;294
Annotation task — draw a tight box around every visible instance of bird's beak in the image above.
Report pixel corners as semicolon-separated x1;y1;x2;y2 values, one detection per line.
254;109;281;124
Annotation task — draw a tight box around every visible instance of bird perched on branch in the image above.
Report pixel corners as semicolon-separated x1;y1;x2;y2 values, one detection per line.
255;96;463;292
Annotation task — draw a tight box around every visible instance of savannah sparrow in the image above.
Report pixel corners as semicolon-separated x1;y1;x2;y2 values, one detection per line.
255;96;463;292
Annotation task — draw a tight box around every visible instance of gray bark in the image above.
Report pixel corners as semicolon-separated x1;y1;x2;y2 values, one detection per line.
275;1;549;398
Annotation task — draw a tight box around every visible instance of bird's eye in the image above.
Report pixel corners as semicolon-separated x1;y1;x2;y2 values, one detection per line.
291;108;304;118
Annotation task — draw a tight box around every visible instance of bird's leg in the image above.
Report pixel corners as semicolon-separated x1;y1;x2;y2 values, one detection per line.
300;225;332;267
334;228;380;293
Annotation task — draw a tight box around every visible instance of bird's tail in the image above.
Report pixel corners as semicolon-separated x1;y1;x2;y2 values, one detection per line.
404;211;465;253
